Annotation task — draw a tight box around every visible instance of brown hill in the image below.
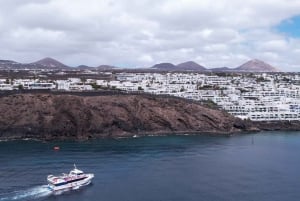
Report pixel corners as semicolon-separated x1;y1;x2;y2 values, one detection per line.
0;60;20;69
0;93;257;140
76;65;95;70
176;61;206;71
32;57;69;69
210;67;232;72
235;59;281;72
97;65;116;70
151;63;177;70
151;61;207;71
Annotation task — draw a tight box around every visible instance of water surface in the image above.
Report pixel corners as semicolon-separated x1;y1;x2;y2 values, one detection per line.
1;131;300;201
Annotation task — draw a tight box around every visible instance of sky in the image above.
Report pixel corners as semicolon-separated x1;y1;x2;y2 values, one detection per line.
1;0;300;71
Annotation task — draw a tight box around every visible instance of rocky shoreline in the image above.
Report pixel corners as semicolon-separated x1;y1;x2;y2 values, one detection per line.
0;93;299;141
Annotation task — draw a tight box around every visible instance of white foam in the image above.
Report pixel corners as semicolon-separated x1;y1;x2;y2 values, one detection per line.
0;181;92;200
0;185;52;201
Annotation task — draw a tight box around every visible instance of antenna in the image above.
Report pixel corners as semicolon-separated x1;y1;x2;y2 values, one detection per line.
74;164;77;169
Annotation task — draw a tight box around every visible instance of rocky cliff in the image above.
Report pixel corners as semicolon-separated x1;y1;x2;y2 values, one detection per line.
0;93;258;140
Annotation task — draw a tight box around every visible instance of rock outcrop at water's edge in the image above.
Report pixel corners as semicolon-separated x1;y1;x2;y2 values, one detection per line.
255;121;300;131
0;93;298;141
0;93;260;141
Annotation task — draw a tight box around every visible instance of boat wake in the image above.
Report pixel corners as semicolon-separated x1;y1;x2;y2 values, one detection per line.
0;185;52;201
52;180;92;195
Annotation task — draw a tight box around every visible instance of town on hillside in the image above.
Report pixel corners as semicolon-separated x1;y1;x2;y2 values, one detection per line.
0;58;299;122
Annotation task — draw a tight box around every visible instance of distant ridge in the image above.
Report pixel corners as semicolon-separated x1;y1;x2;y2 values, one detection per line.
77;65;94;70
97;65;116;70
151;61;206;71
76;65;117;70
151;63;177;70
0;57;283;72
176;61;206;71
0;59;19;68
0;60;19;64
235;59;281;72
31;57;69;69
210;67;232;72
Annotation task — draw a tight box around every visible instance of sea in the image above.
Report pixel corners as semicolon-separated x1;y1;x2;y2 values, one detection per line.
1;131;300;201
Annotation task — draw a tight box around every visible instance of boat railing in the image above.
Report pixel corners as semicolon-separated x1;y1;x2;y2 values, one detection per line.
47;175;54;179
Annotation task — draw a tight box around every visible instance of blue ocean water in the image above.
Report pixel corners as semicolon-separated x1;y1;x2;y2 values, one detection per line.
1;131;300;201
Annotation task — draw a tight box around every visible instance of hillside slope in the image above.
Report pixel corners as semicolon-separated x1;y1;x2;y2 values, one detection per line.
0;94;256;140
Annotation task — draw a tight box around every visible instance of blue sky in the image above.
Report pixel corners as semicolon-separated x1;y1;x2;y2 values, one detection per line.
277;15;300;38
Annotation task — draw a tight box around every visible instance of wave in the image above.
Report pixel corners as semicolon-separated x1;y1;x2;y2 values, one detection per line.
0;185;51;201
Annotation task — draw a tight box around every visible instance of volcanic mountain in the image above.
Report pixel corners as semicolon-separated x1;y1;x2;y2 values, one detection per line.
0;60;18;65
31;57;69;69
77;65;94;70
235;59;281;72
0;60;20;69
151;61;206;71
176;61;206;71
97;65;116;70
210;67;232;72
0;59;42;70
151;63;177;70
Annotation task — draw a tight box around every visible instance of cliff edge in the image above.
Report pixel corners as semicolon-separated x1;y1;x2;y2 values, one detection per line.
0;93;258;140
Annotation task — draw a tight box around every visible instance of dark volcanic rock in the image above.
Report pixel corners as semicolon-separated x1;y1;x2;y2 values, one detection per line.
0;94;256;140
255;121;300;131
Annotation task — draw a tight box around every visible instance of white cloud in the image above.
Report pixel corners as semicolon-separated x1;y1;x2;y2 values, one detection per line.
203;44;228;52
258;40;288;52
0;0;300;71
138;54;154;64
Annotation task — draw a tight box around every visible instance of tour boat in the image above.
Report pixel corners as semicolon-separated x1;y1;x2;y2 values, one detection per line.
47;164;94;191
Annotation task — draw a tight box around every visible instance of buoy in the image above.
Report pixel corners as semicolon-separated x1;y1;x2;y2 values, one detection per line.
53;146;60;150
